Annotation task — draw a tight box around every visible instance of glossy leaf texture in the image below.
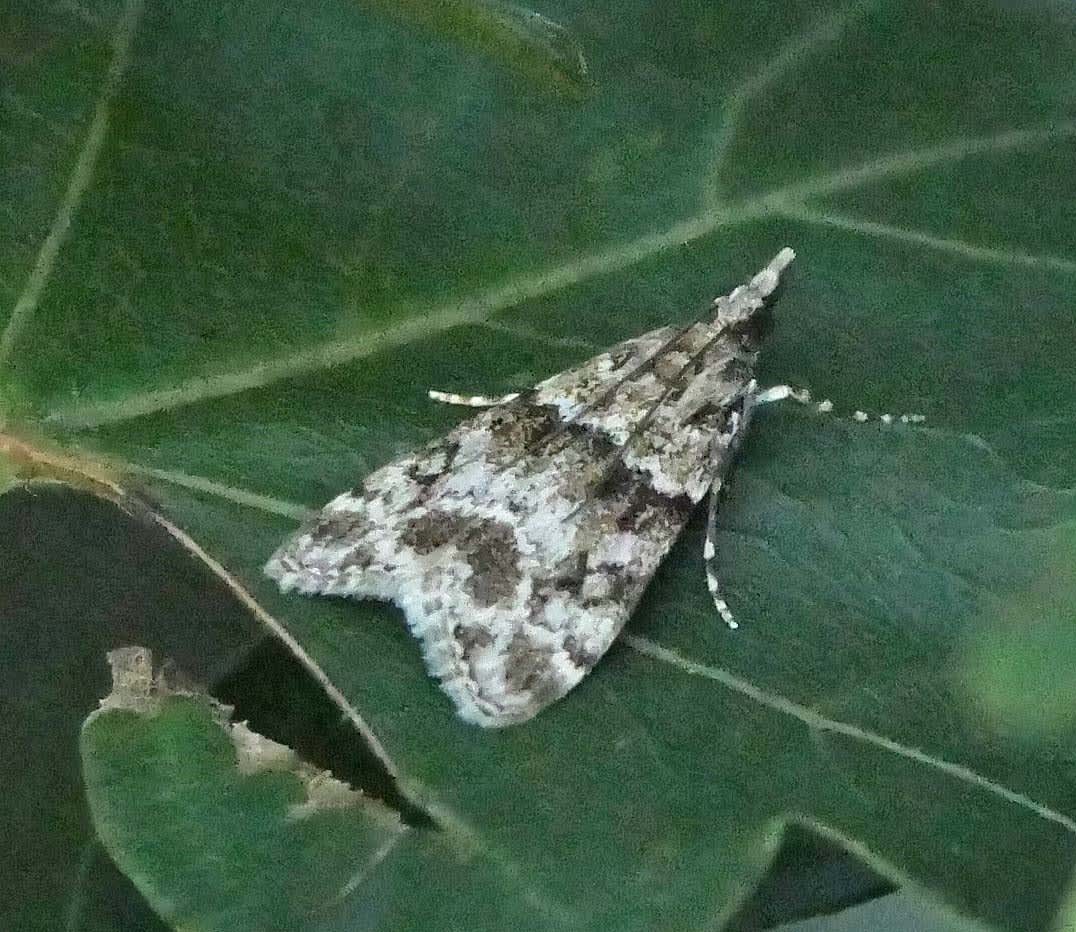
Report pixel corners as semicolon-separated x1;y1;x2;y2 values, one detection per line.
3;0;1076;929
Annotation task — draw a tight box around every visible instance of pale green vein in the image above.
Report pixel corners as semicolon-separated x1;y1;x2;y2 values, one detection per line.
625;634;1076;836
122;461;314;521
44;209;743;429
770;204;1076;275
702;0;882;210
335;829;408;902
753;121;1076;209
0;0;144;372
408;789;581;927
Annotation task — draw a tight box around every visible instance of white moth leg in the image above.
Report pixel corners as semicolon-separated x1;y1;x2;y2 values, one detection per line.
427;389;521;407
703;481;738;630
697;380;763;631
755;384;925;423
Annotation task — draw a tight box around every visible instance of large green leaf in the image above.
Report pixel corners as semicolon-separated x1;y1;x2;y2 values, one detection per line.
4;0;1076;929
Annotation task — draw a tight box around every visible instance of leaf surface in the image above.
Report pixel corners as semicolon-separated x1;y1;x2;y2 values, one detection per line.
4;0;1076;928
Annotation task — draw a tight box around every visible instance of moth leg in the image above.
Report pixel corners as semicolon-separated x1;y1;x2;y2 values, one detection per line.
427;389;521;407
704;482;738;629
701;400;752;631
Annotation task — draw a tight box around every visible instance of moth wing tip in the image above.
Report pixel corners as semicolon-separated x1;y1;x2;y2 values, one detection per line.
262;540;322;594
432;670;544;728
747;247;796;299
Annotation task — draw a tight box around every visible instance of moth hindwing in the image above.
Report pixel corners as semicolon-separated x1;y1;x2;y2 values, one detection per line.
265;248;795;726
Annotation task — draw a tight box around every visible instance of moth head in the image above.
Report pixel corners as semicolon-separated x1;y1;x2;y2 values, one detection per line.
713;247;795;327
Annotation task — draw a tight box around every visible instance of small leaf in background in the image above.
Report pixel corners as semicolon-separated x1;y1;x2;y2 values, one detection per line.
81;647;406;932
355;0;591;95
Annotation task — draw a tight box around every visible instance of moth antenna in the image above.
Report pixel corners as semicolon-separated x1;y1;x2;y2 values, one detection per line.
754;384;927;425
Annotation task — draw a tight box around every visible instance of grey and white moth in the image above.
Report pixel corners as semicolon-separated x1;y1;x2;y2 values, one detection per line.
265;248;795;726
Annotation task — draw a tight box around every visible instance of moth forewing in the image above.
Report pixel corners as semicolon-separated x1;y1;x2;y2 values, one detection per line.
265;248;794;726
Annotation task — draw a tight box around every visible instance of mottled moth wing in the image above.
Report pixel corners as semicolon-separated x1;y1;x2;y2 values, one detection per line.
265;249;794;726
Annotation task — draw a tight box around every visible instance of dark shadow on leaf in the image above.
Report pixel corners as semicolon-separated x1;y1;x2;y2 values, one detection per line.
215;636;432;826
727;824;894;931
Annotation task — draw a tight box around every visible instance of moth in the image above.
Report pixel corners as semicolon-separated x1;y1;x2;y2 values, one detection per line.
265;248;795;726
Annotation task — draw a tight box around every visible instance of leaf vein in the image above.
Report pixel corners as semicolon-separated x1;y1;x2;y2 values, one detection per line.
44;210;744;429
149;509;402;780
768;204;1076;274
702;0;883;210
754;121;1076;208
0;0;145;373
123;461;314;521
624;634;1076;835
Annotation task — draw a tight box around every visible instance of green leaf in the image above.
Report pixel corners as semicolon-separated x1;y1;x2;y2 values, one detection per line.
4;0;1076;929
82;646;563;932
81;647;405;932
